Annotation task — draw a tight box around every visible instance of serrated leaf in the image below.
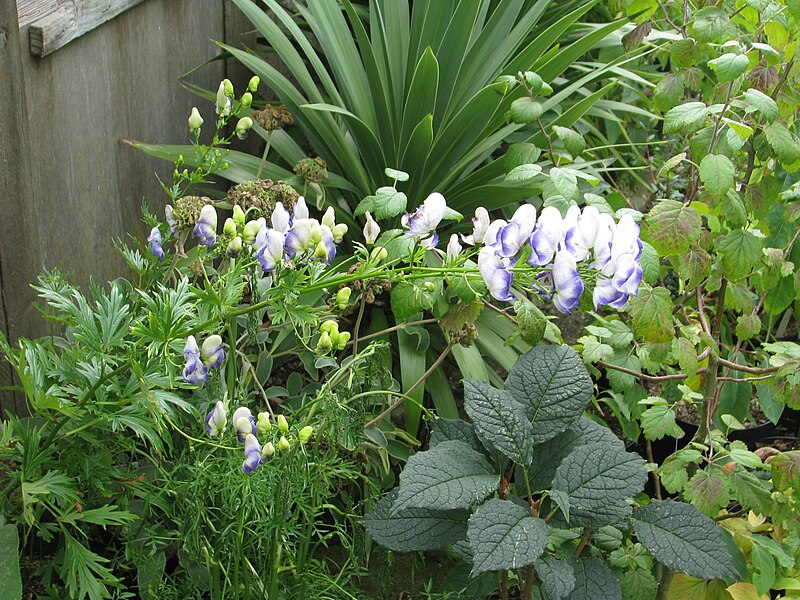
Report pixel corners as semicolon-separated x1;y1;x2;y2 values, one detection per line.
355;186;408;219
658;152;686;177
510;96;543;124
708;53;749;83
678;245;712;289
664;102;708;133
639;242;661;285
536;555;577;600
429;419;484;454
632;499;740;580
770;451;800;491
505;163;543;183
568;557;622;600
464;380;535;466
553;126;586;156
743;89;778;122
672;337;699;376
362;490;468;552
630;286;674;343
726;582;770;600
736;312;761;340
467;499;549;577
505;345;593;443
653;75;685;112
392;440;500;512
552;441;647;527
505;143;541;169
646;200;702;256
685;470;729;517
550;167;580;202
621;567;657;600
764;123;800;166
717;230;762;280
578;335;614;364
641;405;684;441
391;282;435;320
700;154;735;200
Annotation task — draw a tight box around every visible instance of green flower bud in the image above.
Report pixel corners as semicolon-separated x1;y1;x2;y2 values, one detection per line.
277;435;290;452
240;92;253;109
277;414;289;433
331;223;348;244
335;287;351;310
335;331;350;351
314;240;329;260
261;441;275;460
188;107;204;134
424;282;435;293
233;205;246;229
222;78;235;98
298;426;314;444
224;217;237;236
257;412;271;436
317;330;334;352
242;220;261;245
236;117;253;140
310;221;323;245
320;320;339;334
248;76;260;93
226;236;243;257
370;246;388;264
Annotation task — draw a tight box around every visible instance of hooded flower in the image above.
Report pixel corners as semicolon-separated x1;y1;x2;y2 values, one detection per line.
293;196;309;221
560;205;590;262
462;207;490;245
232;407;257;443
272;202;291;233
402;192;446;245
165;205;178;234
552;251;585;314
478;247;516;302
446;234;462;259
147;227;165;261
496;204;537;258
242;433;262;475
363;212;380;245
205;401;227;437
182;336;208;385
528;206;563;266
193;205;218;247
201;335;225;369
257;228;286;272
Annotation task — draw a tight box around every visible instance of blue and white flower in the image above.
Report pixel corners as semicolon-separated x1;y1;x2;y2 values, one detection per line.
205;401;227;437
147;227;165;261
496;204;537;258
527;206;563;266
201;334;225;369
478;247;516;302
257;228;286;272
232;406;257;443
165;205;178;233
193;205;218;247
402;192;446;246
462;207;490;245
182;335;208;385
552;251;585;314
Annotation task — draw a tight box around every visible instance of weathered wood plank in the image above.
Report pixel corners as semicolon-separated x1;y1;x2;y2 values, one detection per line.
16;0;59;29
28;0;146;57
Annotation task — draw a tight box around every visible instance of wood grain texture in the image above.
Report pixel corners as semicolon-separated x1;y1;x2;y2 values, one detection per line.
28;0;147;57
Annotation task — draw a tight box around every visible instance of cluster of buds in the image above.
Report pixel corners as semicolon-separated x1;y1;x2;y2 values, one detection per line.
317;320;351;354
204;403;314;475
183;334;225;385
467;203;643;313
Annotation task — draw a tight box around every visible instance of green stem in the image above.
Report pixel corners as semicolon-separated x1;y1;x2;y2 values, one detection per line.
256;131;272;180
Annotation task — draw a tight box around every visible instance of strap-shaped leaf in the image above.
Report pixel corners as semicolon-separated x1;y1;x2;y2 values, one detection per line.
632;499;740;580
506;345;592;442
467;499;549;577
392;440;500;512
568;557;622;600
527;418;623;491
464;380;535;466
362;490;468;552
552;441;647;527
535;555;576;600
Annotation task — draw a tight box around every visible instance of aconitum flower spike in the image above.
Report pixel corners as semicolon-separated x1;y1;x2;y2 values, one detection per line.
497;204;537;258
257;229;285;272
147;227;165;261
478;247;516;302
561;205;589;262
233;407;257;443
193;205;218;247
184;336;200;362
165;205;177;233
363;212;380;244
272;202;290;233
552;251;584;314
215;82;231;117
446;234;462;259
201;335;225;369
242;433;262;475
402;192;446;244
205;401;227;437
182;356;208;386
243;219;262;247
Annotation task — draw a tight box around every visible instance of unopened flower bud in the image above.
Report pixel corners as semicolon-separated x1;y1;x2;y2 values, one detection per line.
298;426;314;444
314;240;329;260
331;223;348;243
322;207;336;229
188;107;204;134
222;78;234;98
216;82;231;116
370;246;388;264
257;412;271;436
224;217;237;236
261;441;275;460
424;282;435;293
335;331;350;351
317;330;334;352
335;287;351;310
236;117;253;140
242;220;261;245
320;320;339;334
240;92;253;108
205;401;227;437
227;236;243;257
232;205;246;229
278;435;291;452
201;335;225;369
363;212;380;245
248;76;260;93
277;414;289;433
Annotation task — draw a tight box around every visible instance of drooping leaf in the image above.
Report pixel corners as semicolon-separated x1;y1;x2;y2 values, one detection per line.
700;154;735;200
392;440;500;512
632;499;740;580
467;499;549;577
362;489;469;552
743;89;778;122
552;441;647;527
764;123;800;166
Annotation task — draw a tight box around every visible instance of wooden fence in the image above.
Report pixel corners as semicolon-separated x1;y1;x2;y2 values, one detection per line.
0;0;256;416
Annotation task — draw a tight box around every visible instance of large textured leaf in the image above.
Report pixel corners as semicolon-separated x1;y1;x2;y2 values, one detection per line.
630;286;675;343
362;490;468;552
536;555;577;600
505;345;593;443
392;440;500;512
645;200;702;256
429;418;484;453
467;499;549;577
0;523;22;600
716;230;762;280
568;557;622;600
632;499;740;580
552;441;647;527
464;380;535;466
